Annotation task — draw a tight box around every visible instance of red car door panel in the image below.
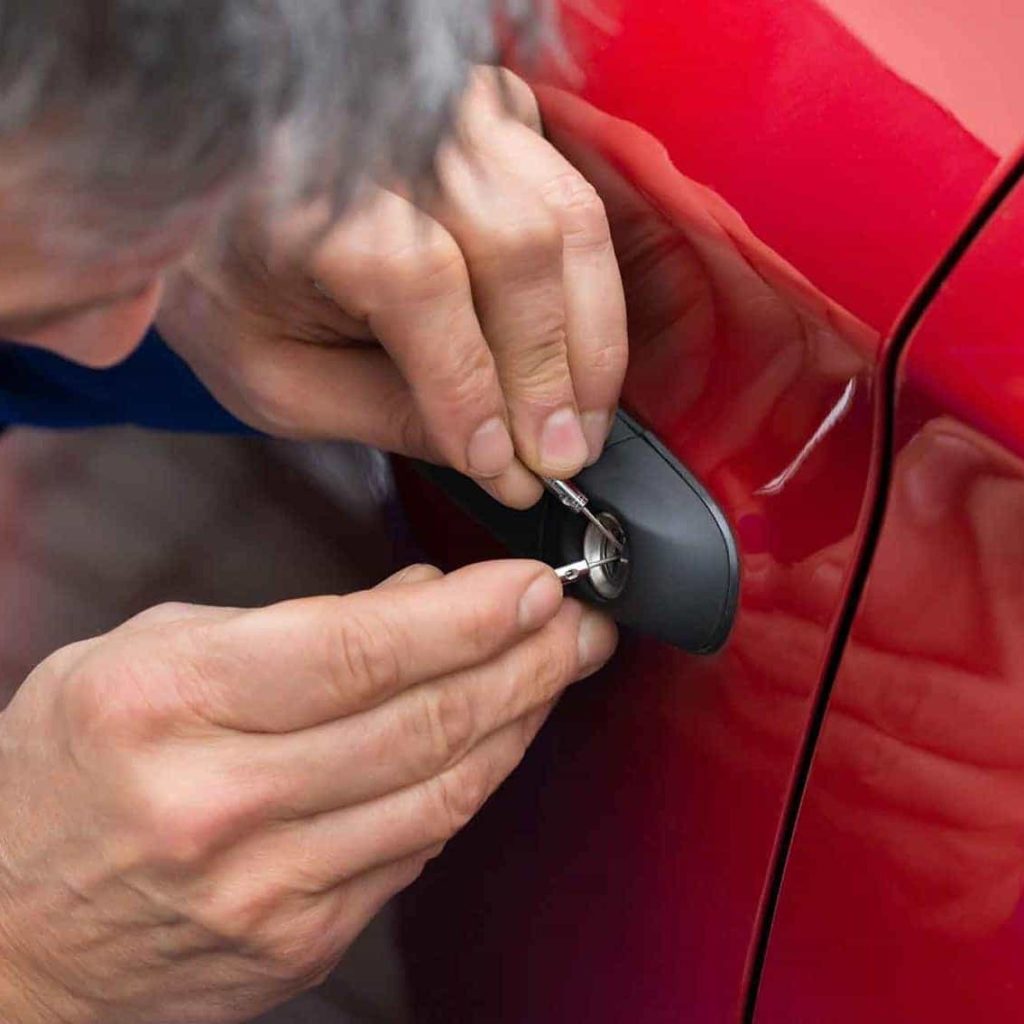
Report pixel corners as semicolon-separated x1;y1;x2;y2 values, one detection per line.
398;2;1023;1020
756;165;1024;1024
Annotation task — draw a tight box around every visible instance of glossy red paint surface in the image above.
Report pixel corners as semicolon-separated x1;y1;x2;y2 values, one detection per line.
756;171;1024;1023
399;2;1022;1020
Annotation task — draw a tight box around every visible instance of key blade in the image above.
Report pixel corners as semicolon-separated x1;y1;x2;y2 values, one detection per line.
554;555;620;585
580;505;625;552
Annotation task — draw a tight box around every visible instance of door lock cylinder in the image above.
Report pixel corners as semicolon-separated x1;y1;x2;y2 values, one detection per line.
542;477;624;553
581;511;630;599
414;411;739;653
547;480;629;592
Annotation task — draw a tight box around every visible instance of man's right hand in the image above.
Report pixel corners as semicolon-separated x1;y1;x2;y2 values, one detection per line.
159;68;629;511
0;561;616;1024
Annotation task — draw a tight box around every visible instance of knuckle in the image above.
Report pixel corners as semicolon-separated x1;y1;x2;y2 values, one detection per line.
386;232;466;300
532;628;578;694
371;374;435;460
499;69;542;127
422;337;496;405
518;707;547;753
60;668;126;741
503;724;535;778
32;637;92;679
391;399;434;460
503;327;570;396
380;852;434;901
258;919;337;985
458;596;502;661
164;621;239;722
197;885;333;984
483;215;562;267
60;642;174;747
394;856;430;891
122;601;196;629
412;684;478;774
389;563;444;586
466;63;497;93
430;757;492;837
539;174;611;252
422;840;448;863
131;780;248;869
323;604;406;707
583;336;630;381
466;66;541;130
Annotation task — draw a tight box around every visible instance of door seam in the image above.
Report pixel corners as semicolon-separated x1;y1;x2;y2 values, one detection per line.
740;153;1024;1024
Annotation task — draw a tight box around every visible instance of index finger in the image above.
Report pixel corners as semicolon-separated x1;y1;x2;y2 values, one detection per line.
310;190;542;508
464;101;629;465
176;560;563;733
432;138;588;479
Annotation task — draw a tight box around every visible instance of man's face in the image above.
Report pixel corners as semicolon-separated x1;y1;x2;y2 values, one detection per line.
0;191;208;368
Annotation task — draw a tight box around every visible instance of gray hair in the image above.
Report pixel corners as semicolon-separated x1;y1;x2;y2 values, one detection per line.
0;0;546;247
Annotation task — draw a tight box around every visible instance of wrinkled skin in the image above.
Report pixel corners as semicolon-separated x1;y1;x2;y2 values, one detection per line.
159;67;629;508
0;562;616;1023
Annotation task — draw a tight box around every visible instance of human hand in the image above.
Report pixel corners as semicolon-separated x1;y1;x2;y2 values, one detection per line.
158;67;628;509
0;561;616;1023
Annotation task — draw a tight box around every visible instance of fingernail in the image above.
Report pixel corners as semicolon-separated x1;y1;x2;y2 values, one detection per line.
577;609;618;671
467;417;514;478
539;407;589;474
517;569;563;631
581;410;611;466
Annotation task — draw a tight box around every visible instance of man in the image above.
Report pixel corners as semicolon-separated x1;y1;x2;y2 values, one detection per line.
0;2;626;1022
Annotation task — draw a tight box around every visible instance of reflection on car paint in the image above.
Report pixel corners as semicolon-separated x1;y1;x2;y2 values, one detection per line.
758;170;1024;1024
756;379;858;497
400;1;1016;1019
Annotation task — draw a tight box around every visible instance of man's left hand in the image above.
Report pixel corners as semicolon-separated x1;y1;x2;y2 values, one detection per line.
158;67;628;508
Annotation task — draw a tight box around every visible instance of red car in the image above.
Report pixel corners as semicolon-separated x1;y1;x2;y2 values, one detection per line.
396;1;1024;1020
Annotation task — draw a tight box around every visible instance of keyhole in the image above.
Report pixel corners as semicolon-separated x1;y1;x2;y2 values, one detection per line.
583;511;629;600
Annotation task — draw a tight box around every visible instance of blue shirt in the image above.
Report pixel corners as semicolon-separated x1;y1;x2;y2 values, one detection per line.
0;329;246;433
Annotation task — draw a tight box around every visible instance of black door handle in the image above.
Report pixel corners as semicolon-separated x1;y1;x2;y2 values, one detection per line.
415;412;739;654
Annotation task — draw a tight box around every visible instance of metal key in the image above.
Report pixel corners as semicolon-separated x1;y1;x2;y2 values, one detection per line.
542;477;624;553
554;555;621;586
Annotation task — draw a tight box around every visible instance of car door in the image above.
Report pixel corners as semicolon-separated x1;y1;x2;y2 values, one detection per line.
754;159;1024;1023
395;1;1024;1020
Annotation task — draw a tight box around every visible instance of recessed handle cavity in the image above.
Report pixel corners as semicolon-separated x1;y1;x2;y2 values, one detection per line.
414;412;739;654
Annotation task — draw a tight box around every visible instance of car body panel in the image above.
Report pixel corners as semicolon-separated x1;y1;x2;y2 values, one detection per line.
755;166;1024;1023
399;1;1024;1020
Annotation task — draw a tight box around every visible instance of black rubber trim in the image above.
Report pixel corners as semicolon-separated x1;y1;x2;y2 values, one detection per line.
629;415;741;652
742;155;1024;1024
